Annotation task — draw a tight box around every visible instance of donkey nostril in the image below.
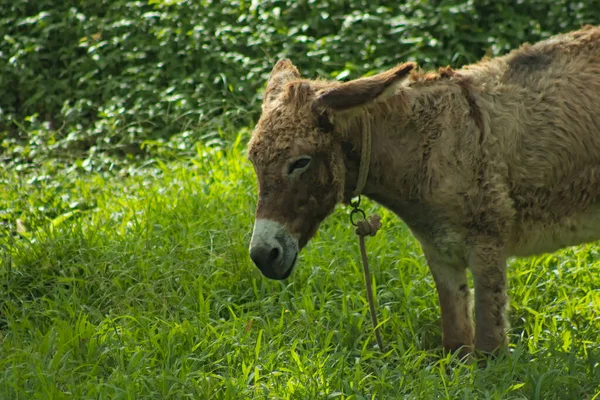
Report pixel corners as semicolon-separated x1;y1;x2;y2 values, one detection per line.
267;247;280;264
250;245;281;271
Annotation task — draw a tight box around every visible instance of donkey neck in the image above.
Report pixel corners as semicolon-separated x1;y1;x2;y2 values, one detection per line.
338;79;479;209
338;104;423;205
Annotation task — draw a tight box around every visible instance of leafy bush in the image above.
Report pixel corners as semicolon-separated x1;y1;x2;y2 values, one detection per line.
1;0;599;170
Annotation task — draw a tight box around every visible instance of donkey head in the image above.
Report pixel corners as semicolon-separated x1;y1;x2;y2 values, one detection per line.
248;59;415;280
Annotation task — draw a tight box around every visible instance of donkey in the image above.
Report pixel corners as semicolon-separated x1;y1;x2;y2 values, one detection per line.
247;25;600;355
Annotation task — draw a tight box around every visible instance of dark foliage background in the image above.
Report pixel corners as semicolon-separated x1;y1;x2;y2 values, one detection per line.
1;0;599;170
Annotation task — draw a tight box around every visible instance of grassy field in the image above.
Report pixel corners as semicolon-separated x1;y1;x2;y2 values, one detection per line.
1;135;600;399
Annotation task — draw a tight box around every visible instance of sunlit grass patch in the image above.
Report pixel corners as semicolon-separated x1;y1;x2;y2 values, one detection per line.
1;136;599;399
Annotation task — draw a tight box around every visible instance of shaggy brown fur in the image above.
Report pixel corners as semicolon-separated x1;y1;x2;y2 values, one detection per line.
247;25;600;355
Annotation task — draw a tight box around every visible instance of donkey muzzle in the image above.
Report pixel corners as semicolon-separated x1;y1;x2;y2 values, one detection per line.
249;219;298;280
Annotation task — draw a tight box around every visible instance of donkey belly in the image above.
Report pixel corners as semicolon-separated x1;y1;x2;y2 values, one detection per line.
509;202;600;257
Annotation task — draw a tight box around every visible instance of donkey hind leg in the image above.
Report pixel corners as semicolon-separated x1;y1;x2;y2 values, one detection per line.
469;242;509;354
424;251;474;357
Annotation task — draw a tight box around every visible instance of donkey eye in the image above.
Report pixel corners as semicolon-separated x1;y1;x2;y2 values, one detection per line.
288;157;312;175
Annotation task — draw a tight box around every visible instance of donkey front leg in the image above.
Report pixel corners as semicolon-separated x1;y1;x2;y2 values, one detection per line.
469;242;509;354
424;251;474;356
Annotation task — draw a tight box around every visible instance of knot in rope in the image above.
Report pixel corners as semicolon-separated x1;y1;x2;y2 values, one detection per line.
354;214;382;237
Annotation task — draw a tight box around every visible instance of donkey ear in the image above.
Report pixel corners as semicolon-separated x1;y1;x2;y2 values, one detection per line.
315;62;416;111
264;59;301;103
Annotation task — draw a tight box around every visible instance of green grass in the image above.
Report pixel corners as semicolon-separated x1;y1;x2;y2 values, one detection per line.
1;135;599;399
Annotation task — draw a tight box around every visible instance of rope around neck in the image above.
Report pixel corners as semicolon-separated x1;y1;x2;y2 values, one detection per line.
348;111;384;351
352;113;372;198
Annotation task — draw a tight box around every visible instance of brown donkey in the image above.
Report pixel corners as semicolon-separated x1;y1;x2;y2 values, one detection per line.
247;25;600;355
